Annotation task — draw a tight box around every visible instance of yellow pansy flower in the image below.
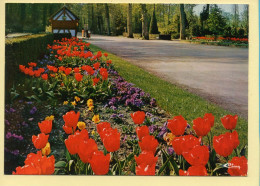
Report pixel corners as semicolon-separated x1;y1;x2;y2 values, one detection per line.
41;142;51;156
45;115;55;121
163;132;175;146
71;101;77;106
77;121;86;130
88;105;94;111
87;99;94;107
92;114;100;124
63;101;68;105
74;96;80;102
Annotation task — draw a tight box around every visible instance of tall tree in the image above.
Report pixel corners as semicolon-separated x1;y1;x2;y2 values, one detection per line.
149;5;159;34
207;5;226;36
200;4;210;32
127;3;133;38
179;4;186;39
232;4;239;36
167;4;171;25
141;4;149;40
105;4;111;36
241;5;249;36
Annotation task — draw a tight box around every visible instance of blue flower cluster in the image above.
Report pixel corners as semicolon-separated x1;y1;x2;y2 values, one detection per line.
107;76;156;110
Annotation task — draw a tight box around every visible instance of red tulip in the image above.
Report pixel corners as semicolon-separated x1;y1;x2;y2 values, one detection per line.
136;126;150;140
28;62;37;67
24;151;42;165
64;68;72;75
179;169;188;176
34;70;42;77
38;120;52;134
74;73;83;82
96;122;111;134
104;53;108;57
12;164;40;175
167;115;187;136
89;151;110;175
183;145;209;166
130;111;146;125
213;132;235;157
181;135;201;156
229;130;240;149
63;111;80;128
41;74;48;80
179;165;207;176
59;66;65;72
93;62;100;70
171;136;184;155
136;164;156;175
228;156;247;176
65;134;80;155
135;151;158;166
100;68;108;80
102;128;121;152
32;133;49;149
138;135;159;155
19;65;26;72
74;67;80;73
193;117;211;136
204;113;214;127
92;77;100;86
62;125;76;134
75;129;89;141
78;139;98;163
13;152;55;175
221;115;238;130
84;65;94;75
96;51;102;58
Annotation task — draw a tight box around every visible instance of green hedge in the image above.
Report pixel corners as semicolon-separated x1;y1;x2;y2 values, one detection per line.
53;33;71;41
5;33;54;101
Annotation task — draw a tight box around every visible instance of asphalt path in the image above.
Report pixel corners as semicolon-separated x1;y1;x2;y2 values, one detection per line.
86;34;248;119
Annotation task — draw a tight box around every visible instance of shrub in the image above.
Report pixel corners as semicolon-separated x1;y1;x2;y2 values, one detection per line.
171;33;180;39
159;34;171;40
5;33;54;102
238;28;245;38
224;26;232;38
191;25;201;37
53;33;72;41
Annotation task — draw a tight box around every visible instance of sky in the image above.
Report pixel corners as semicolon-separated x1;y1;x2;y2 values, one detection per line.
193;4;247;15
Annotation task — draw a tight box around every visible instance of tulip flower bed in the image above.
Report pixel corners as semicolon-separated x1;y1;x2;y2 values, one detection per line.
5;37;247;176
190;36;248;47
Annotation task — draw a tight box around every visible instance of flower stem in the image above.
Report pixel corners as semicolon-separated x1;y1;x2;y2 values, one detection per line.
114;151;121;175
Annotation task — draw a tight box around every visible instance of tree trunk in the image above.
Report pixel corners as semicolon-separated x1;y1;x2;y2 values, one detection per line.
179;4;185;40
127;4;133;38
105;4;111;36
141;4;149;40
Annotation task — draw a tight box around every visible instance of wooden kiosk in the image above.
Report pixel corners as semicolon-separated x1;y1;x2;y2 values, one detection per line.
49;6;79;37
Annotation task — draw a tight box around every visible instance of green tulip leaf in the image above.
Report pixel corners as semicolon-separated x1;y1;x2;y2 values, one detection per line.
55;161;67;168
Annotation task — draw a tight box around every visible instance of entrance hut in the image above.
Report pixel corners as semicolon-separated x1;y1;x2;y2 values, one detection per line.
49;6;79;37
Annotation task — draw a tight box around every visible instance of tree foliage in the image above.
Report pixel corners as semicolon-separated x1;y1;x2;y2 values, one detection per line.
149;6;159;34
206;5;226;35
5;3;248;38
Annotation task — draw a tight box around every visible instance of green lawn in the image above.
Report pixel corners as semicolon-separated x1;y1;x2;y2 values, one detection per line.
89;43;248;149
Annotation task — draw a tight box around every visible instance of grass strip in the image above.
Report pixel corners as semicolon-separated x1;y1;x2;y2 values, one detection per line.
89;43;248;147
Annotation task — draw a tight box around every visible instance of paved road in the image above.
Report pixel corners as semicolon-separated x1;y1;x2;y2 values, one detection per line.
87;35;248;119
